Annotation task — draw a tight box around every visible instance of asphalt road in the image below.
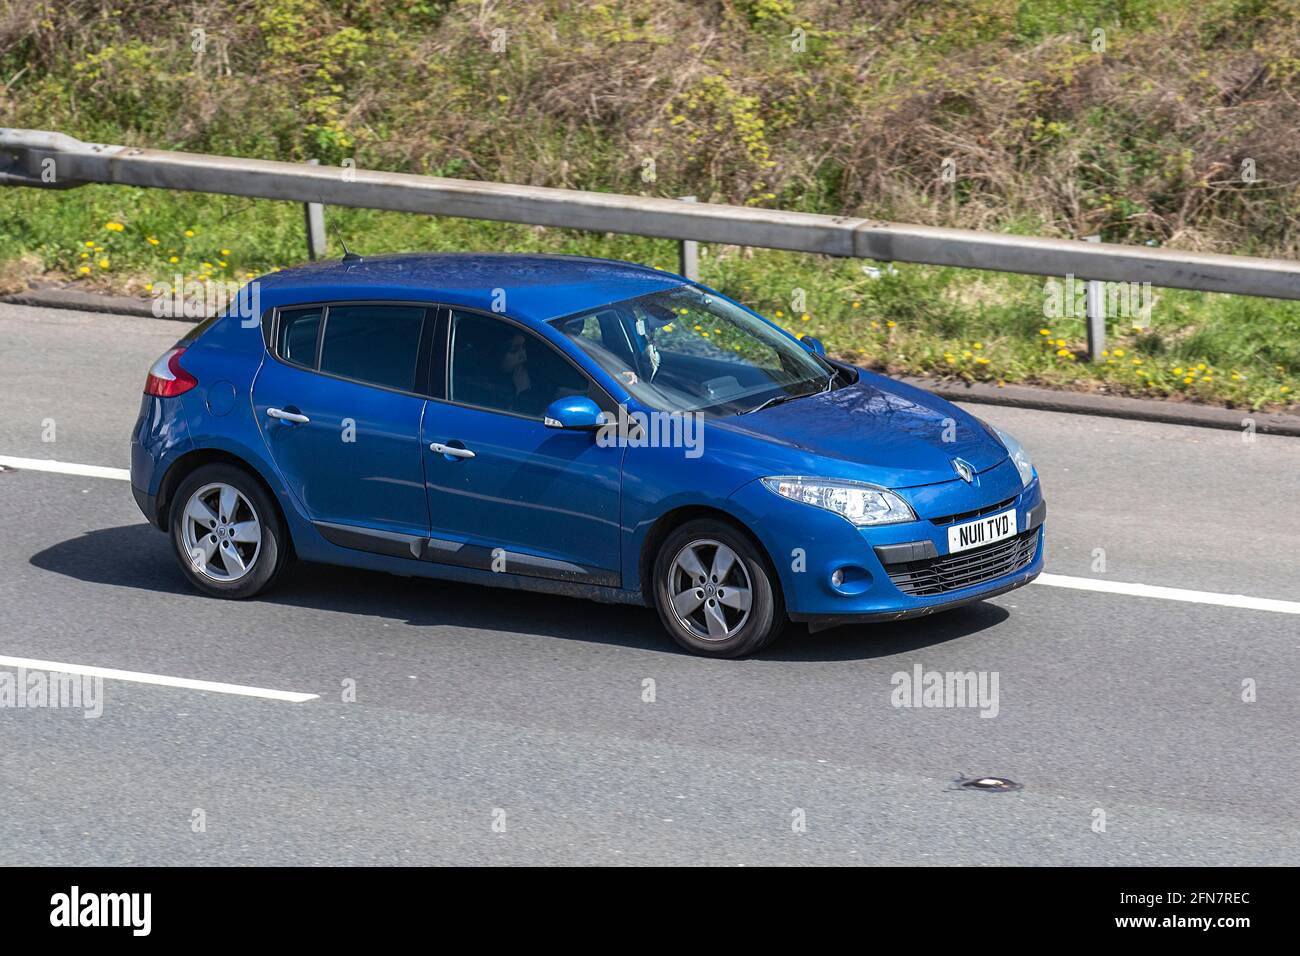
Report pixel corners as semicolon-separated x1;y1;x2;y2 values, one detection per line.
1;302;1297;865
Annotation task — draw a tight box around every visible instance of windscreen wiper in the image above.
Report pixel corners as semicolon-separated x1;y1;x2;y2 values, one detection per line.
741;383;822;415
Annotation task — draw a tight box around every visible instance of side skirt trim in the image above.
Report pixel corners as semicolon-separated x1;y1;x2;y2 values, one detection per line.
313;521;620;588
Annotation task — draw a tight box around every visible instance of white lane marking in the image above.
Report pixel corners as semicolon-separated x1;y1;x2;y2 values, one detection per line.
0;655;318;703
5;453;1298;618
1034;573;1300;616
0;455;129;481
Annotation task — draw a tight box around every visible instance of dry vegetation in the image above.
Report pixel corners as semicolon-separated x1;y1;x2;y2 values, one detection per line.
1;0;1299;409
4;0;1299;250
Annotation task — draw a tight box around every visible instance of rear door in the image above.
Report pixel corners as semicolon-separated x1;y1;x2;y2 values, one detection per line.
252;302;433;541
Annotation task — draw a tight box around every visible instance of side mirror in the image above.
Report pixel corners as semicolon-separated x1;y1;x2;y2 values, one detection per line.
799;335;826;357
543;395;603;430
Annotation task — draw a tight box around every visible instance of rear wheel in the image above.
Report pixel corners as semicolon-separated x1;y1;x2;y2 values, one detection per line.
170;463;291;598
652;519;785;658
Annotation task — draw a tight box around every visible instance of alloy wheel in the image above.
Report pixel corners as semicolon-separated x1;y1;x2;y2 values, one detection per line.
180;482;262;582
666;538;753;642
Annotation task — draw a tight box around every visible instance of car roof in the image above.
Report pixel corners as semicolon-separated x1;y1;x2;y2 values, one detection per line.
255;252;689;325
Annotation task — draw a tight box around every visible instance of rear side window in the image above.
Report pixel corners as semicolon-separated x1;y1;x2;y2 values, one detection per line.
319;305;426;392
277;307;323;368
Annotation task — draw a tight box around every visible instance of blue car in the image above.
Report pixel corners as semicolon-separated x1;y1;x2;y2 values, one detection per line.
131;253;1044;657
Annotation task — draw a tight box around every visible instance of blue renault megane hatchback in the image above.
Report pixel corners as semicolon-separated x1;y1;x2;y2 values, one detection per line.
131;253;1044;657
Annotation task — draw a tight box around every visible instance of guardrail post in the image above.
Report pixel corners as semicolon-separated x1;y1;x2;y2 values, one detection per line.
678;195;699;281
1084;234;1105;362
304;159;327;260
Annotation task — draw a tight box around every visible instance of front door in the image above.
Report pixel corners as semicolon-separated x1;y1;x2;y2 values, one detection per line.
421;308;623;585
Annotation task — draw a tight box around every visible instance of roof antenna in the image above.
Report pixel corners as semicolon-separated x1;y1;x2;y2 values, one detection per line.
324;211;362;263
336;228;363;264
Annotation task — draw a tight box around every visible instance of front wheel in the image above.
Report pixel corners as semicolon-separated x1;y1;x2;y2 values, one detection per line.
169;463;292;599
652;519;785;658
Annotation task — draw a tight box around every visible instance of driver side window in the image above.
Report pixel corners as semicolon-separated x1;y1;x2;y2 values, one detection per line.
447;310;603;419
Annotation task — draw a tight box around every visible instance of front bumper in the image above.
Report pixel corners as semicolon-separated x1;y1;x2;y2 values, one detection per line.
795;564;1041;632
728;460;1045;628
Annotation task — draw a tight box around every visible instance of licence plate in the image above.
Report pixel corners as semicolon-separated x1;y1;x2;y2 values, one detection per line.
947;509;1017;554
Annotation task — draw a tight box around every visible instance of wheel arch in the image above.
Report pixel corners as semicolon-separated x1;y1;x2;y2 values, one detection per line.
156;448;289;551
637;504;782;606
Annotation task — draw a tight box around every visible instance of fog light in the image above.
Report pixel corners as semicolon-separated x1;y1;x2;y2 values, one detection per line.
827;564;871;595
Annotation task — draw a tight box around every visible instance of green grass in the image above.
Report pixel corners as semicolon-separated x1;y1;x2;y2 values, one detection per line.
2;184;1294;411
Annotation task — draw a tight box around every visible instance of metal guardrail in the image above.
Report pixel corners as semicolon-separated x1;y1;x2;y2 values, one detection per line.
3;127;1299;351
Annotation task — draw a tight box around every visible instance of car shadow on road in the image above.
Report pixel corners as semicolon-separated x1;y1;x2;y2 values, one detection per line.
31;523;1009;662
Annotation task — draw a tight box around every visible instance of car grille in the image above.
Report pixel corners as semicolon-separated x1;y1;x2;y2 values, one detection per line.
929;495;1018;527
884;528;1039;597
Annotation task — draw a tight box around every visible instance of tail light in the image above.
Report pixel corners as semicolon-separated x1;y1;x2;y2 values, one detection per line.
144;347;198;397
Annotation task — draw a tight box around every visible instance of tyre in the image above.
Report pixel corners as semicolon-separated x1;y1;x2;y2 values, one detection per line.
652;518;785;658
169;463;292;599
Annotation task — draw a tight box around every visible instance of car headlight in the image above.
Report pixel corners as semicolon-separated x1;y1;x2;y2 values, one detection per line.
761;476;916;526
992;426;1036;487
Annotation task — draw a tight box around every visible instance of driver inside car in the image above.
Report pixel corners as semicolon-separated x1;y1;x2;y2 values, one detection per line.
620;301;675;387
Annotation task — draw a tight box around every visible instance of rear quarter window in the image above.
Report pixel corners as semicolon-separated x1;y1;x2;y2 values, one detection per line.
277;307;324;368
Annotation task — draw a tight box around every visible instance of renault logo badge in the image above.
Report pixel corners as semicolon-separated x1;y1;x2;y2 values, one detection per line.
952;458;974;483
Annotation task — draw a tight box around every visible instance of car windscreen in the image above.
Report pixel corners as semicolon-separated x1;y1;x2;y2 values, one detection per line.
549;286;831;415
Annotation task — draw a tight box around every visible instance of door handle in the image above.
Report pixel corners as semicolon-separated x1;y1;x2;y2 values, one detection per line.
430;442;475;459
267;407;310;424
